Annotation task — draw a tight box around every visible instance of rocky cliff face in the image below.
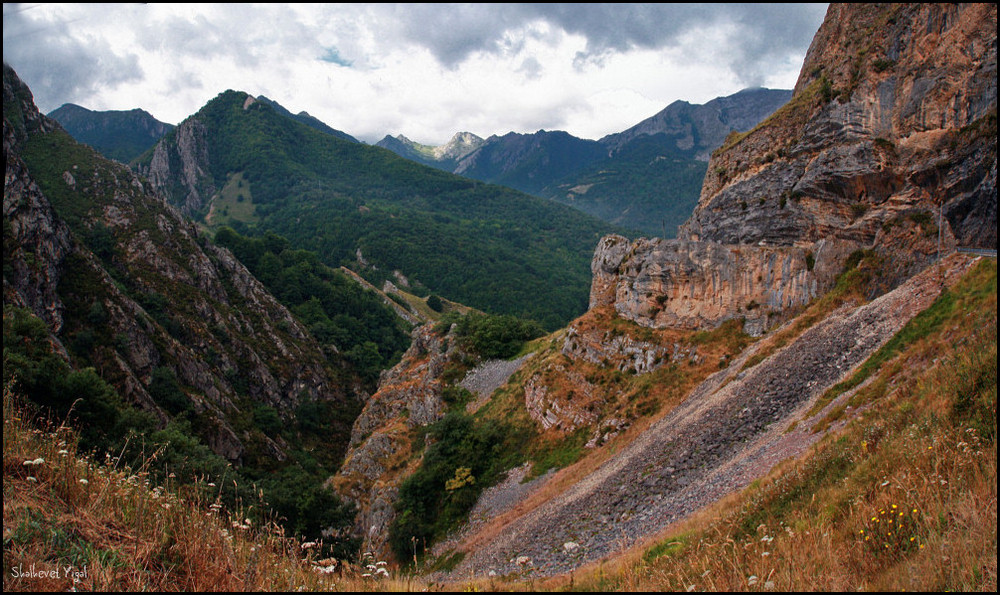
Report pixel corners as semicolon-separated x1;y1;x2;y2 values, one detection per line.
597;3;996;333
144;117;215;216
4;64;359;464
332;324;460;557
591;235;829;334
683;3;995;250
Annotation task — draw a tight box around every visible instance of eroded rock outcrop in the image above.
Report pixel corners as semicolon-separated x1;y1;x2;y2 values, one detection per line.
144;118;215;215
591;235;828;334
595;4;995;333
333;324;459;557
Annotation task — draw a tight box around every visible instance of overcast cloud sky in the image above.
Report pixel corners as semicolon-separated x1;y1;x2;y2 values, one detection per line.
3;3;829;145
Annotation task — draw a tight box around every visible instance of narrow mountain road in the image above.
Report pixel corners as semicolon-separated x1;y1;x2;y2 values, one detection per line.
443;254;980;579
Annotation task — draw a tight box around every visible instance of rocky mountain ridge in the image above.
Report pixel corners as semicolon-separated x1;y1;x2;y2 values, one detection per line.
5;63;361;466
331;324;460;555
377;88;792;236
599;87;793;160
608;3;995;334
375;132;484;171
255;95;359;143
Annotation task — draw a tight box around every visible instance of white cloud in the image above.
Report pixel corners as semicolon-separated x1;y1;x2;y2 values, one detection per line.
3;3;828;145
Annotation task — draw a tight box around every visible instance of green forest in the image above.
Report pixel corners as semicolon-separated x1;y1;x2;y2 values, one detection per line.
142;91;620;330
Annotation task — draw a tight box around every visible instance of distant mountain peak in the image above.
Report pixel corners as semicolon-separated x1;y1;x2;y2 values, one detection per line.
46;102;174;163
434;131;484;160
375;131;483;169
599;87;792;160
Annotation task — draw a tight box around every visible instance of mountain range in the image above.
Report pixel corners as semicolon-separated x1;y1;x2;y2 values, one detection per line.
377;87;792;236
132;91;619;331
4;2;996;591
47;85;790;240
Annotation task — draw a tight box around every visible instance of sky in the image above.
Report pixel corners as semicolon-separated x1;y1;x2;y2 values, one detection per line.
3;3;829;145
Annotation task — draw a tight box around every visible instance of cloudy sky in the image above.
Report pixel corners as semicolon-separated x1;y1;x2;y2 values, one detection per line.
3;3;828;145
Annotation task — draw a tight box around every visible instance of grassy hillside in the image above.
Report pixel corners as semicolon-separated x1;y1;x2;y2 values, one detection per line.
2;384;411;592
543;133;708;237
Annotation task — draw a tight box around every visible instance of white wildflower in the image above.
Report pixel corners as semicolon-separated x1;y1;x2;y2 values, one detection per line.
79;479;88;485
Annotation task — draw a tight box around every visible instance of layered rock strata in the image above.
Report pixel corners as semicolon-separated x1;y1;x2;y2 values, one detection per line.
594;3;995;334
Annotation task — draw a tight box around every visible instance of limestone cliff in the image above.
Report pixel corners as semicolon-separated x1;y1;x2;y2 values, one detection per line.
597;4;996;332
144;117;215;216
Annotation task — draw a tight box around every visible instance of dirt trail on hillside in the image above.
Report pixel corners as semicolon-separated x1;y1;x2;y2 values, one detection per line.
443;255;980;579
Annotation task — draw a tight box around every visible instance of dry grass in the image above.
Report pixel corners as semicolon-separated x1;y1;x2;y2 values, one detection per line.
539;259;997;593
1;384;436;592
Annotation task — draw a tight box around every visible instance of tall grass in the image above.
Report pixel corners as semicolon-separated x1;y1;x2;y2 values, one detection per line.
2;385;417;592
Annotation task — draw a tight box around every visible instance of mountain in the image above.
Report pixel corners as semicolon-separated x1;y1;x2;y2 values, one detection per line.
453;129;607;196
599;87;794;160
46;102;174;162
3;62;397;553
375;131;484;171
539;88;793;236
255;95;359;143
139;92;619;330
381;88;791;238
327;1;997;577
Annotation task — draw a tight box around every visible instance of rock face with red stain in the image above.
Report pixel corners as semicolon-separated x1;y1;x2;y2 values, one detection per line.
592;4;995;334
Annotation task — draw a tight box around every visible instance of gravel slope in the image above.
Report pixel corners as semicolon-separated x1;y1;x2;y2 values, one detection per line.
442;255;979;579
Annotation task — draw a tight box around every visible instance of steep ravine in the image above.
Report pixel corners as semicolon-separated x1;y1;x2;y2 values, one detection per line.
441;254;980;579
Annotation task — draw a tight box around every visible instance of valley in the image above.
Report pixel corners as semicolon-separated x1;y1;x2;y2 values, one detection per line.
3;2;996;592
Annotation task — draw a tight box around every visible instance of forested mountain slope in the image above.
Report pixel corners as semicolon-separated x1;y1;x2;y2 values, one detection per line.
139;92;620;330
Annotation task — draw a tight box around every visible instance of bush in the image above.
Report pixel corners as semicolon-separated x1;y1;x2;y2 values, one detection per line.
388;411;519;562
455;313;544;360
